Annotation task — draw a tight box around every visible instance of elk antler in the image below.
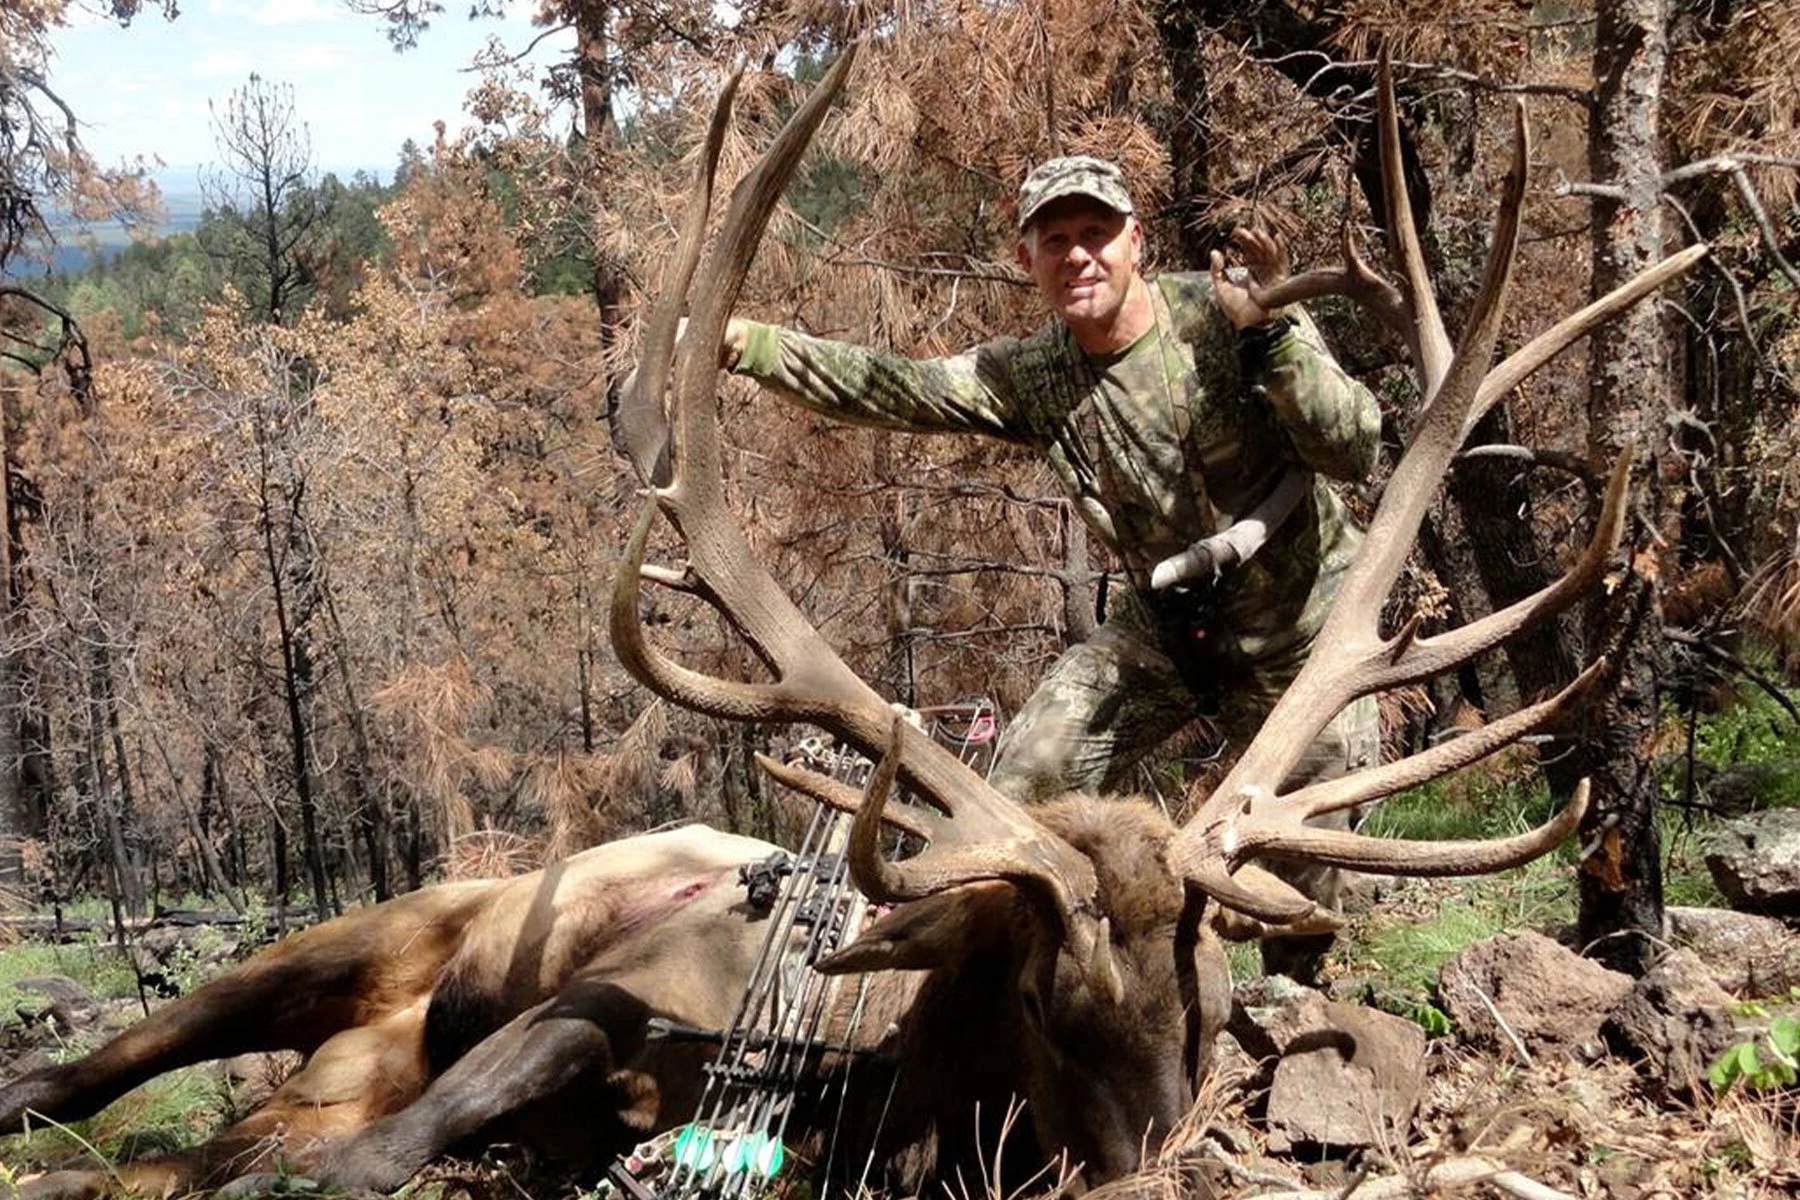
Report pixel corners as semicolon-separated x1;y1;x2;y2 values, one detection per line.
1168;53;1710;924
608;53;1111;959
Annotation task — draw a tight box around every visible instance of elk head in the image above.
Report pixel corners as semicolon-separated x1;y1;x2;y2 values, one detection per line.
609;48;1706;1187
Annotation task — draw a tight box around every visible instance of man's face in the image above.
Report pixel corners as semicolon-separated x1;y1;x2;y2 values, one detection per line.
1016;197;1142;330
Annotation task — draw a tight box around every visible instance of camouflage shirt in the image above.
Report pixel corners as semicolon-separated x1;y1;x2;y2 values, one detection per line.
732;271;1381;676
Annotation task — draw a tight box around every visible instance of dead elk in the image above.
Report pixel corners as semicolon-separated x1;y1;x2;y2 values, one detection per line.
1;49;1707;1199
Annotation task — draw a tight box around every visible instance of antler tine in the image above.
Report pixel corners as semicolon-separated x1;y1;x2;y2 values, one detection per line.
611;68;743;488
754;751;936;842
1329;98;1529;636
1376;49;1453;391
1262;781;1589;876
1281;659;1607;823
672;51;859;491
1251;222;1410;338
1470;243;1710;438
1386;453;1629;684
609;53;1103;933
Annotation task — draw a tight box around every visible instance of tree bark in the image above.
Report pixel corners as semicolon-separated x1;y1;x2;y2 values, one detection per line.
256;464;331;920
1579;0;1673;976
573;2;627;350
0;382;27;890
1448;410;1588;799
1152;1;1215;267
317;572;390;901
87;646;144;919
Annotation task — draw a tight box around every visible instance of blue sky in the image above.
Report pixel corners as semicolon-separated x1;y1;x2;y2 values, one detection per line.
50;0;577;191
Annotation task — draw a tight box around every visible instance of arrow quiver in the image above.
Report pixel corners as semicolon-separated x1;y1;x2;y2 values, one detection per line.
601;700;1004;1200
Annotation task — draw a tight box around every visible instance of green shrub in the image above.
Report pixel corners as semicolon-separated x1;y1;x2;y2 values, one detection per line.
1709;1014;1800;1094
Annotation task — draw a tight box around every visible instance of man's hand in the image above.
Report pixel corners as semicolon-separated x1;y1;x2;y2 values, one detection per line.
721;317;747;370
1208;227;1291;331
662;316;748;370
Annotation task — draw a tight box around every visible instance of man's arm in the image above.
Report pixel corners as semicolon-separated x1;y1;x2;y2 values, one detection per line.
1207;231;1381;482
727;320;1030;441
1243;312;1382;481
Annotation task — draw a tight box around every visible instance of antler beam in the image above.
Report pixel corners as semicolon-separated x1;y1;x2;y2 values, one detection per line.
608;52;1112;951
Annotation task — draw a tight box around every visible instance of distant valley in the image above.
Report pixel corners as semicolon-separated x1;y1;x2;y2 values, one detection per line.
37;163;381;277
43;186;206;276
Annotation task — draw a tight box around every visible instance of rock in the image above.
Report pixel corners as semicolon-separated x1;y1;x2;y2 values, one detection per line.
1704;759;1800;816
9;975;100;1035
1231;977;1426;1153
1206;1029;1260;1096
1602;948;1750;1093
1706;809;1800;915
1667;906;1800;997
1438;931;1631;1059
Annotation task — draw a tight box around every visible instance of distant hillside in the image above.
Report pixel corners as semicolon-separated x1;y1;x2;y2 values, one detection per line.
44;187;206;276
40;165;383;277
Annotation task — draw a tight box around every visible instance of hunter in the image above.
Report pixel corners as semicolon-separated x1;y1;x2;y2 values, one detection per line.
722;157;1383;978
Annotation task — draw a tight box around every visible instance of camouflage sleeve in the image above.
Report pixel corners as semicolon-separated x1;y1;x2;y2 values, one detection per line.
1249;310;1382;481
730;321;1029;442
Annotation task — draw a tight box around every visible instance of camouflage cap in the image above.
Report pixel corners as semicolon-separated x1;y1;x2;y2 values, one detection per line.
1017;155;1135;231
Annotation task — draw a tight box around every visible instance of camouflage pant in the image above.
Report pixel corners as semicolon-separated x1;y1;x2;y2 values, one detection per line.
986;586;1379;980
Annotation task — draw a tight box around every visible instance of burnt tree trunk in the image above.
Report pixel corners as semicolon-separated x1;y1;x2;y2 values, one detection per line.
0;383;28;891
87;645;144;919
1152;1;1214;267
1448;410;1587;799
255;464;331;920
318;576;390;901
1579;0;1672;975
574;2;627;360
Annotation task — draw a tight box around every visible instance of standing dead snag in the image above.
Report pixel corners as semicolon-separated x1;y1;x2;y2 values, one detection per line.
0;50;1708;1200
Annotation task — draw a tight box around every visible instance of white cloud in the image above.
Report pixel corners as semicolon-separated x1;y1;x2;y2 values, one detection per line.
252;0;341;27
267;41;359;72
188;48;259;79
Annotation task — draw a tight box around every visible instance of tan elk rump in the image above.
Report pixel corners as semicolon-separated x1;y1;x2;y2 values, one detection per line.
1;48;1704;1198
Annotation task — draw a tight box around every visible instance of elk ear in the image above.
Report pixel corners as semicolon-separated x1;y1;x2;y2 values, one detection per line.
815;881;1018;974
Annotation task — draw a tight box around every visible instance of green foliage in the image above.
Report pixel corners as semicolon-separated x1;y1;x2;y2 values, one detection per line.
1362;773;1576;853
0;937;140;1024
1353;869;1572;1007
1708;1015;1800;1094
1409;1001;1453;1038
0;1062;225;1167
45;171;398;336
1665;667;1800;811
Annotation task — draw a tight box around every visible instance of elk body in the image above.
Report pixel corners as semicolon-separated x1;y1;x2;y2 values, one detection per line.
3;47;1706;1199
0;810;1204;1198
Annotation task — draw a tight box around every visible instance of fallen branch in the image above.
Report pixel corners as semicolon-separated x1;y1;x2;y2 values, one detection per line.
1249;1155;1575;1199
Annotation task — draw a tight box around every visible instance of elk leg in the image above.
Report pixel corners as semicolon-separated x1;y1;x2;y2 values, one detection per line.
14;997;434;1200
306;977;655;1192
0;884;491;1134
